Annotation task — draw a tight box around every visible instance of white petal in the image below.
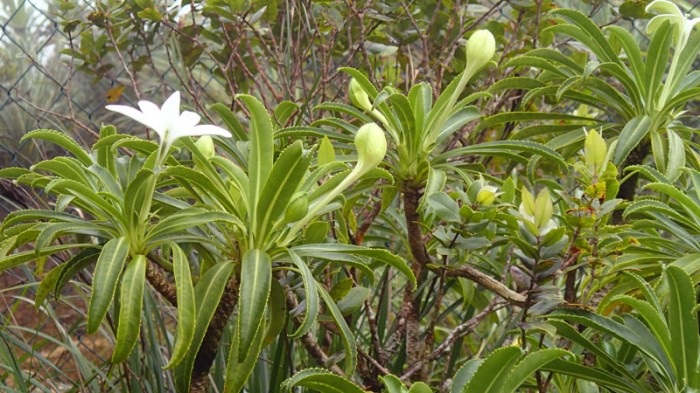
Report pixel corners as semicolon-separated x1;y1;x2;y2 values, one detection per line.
179;111;202;130
137;100;167;136
183;125;232;138
105;105;150;126
161;91;181;120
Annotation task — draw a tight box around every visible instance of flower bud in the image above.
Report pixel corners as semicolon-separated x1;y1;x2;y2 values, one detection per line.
195;135;215;159
465;30;496;76
476;185;499;206
349;78;373;112
584;129;607;175
284;193;309;223
354;123;387;174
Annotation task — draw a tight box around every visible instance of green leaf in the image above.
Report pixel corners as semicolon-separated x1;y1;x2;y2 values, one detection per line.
238;249;271;362
316;283;357;375
542;359;639;393
147;208;243;244
286;250;319;339
548;320;638;382
281;368;368;393
210;103;248;141
665;129;685;181
87;237;130;334
291;244;415;286
501;349;570;393
21;129;93;166
174;262;234;392
427;192;461;223
435;141;567;170
452;359;483;393
606;26;646;98
224;315;265;393
336;286;370;316
44;179;122;221
164;245;195;369
112;254;146;363
612;116;651;166
239;94;274;223
34;262;66;308
665;265;699;386
263;279;287;346
407;382;431;393
318;136;336;166
379;374;407;393
644;20;673;107
550;9;619;63
462;346;522;393
254;141;310;246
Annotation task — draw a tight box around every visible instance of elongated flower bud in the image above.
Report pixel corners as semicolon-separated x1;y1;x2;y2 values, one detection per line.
349;79;373;112
465;30;496;77
354;123;387;175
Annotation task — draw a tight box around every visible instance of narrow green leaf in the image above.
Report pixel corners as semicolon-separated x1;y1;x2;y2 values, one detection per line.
501;349;570;393
87;237;130;334
286;250;320;339
224;316;265;393
665;265;699;386
34;262;66;308
21;129;93;166
462;346;522;393
550;9;619;63
452;359;484;393
263;279;287;346
164;245;196;369
435;140;567;170
542;359;638;392
665;129;685;181
612;116;651;166
316;283;357;375
210;103;248;141
548;320;638;382
112;254;146;362
239;94;274;223
281;368;368;393
174;262;234;392
238;249;271;362
254;141;310;245
644;20;673;107
318;136;336;166
292;244;415;286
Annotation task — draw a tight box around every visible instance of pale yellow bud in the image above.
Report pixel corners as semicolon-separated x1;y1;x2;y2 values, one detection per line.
476;185;499;206
584;129;607;175
354;123;387;174
195;135;215;159
349;79;373;112
465;30;496;76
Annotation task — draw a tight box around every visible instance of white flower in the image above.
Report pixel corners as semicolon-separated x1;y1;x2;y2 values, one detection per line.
106;91;231;153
